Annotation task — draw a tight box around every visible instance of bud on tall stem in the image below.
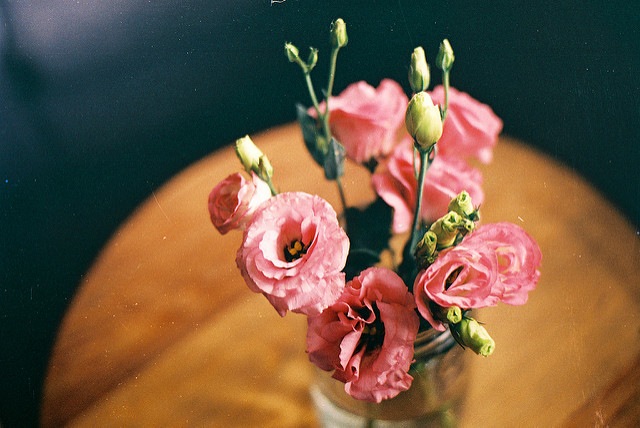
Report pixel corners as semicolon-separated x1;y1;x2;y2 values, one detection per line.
409;46;430;93
405;92;443;151
330;18;348;48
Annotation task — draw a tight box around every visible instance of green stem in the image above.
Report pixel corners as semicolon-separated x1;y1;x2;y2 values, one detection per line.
323;46;348;213
408;147;433;254
304;72;323;120
266;178;278;196
336;176;347;213
324;47;340;116
441;69;450;121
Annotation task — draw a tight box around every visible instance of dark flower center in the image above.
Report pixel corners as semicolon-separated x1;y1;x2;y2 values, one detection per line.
284;239;308;262
445;266;464;290
355;304;385;352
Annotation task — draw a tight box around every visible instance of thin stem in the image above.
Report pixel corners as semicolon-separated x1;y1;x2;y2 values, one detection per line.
408;147;432;254
336;176;347;213
304;72;323;120
266;178;278;196
322;46;348;212
324;47;340;116
441;69;450;121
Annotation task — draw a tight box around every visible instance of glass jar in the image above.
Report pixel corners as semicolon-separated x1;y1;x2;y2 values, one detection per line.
310;326;469;428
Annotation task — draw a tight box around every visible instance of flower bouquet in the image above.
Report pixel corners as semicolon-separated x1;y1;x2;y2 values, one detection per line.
208;19;541;426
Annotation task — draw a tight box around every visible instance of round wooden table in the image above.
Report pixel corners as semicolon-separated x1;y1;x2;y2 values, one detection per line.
42;123;640;427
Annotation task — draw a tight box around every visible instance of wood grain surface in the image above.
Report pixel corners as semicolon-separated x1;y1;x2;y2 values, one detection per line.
41;123;640;427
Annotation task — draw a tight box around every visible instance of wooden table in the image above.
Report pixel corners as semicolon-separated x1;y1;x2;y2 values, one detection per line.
42;123;640;427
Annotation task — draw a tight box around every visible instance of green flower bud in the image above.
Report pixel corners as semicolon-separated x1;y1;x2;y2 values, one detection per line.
461;218;476;233
409;46;430;93
446;306;463;324
452;317;495;356
414;230;438;267
436;39;454;72
330;18;348;48
448;191;476;219
405;92;443;151
429;211;462;249
307;47;318;70
235;135;273;180
284;42;300;63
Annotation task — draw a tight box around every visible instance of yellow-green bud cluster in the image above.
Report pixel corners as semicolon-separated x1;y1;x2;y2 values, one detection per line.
447;191;479;221
429;211;475;250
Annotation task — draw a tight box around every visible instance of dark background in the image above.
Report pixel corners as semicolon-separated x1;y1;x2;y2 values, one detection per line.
1;1;638;426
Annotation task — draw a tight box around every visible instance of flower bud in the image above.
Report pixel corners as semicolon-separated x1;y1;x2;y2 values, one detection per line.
284;42;300;63
235;135;273;180
447;191;476;219
330;18;348;48
445;306;462;324
436;39;455;71
405;92;443;151
414;230;438;267
429;211;462;249
452;317;495;356
307;47;318;70
409;46;430;93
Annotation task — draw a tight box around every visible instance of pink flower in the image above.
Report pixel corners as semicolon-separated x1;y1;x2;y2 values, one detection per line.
236;192;349;316
372;140;484;233
459;222;542;305
414;222;542;330
307;267;419;402
429;85;503;164
414;245;502;331
207;172;271;234
313;79;409;164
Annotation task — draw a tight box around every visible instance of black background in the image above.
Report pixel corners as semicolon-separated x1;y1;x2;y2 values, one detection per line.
1;1;638;426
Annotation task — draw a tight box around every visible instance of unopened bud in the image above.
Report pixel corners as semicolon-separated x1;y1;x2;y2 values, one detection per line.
452;317;495;356
330;18;348;48
235;135;273;180
414;230;438;267
448;191;477;220
307;48;318;70
405;92;443;151
436;39;454;71
429;211;462;249
446;306;463;324
284;42;300;63
409;46;430;93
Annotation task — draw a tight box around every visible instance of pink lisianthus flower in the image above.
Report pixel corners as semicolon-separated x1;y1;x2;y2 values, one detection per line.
207;172;271;234
414;222;542;330
429;85;503;164
311;79;409;164
307;267;419;402
458;222;542;305
414;245;502;331
372;140;484;233
236;192;349;317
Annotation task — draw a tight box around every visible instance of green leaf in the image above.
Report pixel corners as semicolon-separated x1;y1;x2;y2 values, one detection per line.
342;198;393;280
323;137;345;180
295;103;325;167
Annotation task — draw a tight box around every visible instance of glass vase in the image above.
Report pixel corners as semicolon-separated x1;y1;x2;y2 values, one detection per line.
310;326;468;428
